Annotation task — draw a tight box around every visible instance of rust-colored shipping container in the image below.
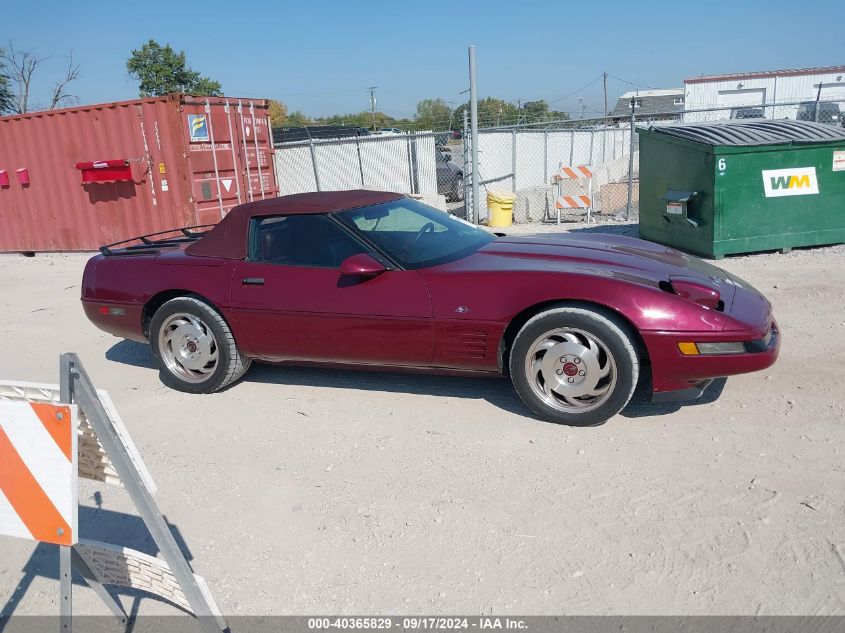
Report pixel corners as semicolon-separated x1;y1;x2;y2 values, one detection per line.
0;93;278;252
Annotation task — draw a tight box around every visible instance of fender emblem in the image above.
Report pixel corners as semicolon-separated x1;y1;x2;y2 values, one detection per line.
455;305;470;314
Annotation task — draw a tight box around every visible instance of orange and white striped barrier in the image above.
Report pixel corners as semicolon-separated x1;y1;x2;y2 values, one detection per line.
0;355;225;633
551;164;594;223
0;401;77;546
555;194;592;209
554;165;593;181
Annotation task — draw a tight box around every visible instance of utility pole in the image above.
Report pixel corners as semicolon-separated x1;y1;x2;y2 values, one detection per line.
368;86;378;131
603;71;608;117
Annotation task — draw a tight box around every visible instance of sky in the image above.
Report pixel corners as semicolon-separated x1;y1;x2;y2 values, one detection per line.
2;0;841;120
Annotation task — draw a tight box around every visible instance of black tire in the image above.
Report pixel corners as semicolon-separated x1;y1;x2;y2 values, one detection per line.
509;306;639;426
452;175;464;202
149;296;251;394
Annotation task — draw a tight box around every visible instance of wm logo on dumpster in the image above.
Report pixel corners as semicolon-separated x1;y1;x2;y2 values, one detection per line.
762;167;819;198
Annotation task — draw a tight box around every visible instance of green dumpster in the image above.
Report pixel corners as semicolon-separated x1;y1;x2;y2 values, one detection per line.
637;119;845;258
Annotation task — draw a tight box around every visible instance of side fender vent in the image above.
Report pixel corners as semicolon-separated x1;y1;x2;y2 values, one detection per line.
440;328;488;360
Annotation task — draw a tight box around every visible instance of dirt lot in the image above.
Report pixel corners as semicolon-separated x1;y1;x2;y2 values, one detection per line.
1;226;844;617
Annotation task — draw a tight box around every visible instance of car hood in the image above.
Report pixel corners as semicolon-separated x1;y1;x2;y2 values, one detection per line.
458;232;768;313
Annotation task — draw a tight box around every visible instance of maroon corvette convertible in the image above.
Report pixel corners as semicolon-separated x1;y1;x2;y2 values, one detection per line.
82;190;779;426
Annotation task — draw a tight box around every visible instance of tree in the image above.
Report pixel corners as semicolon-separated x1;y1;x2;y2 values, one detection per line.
48;52;80;110
126;39;222;97
285;111;311;127
267;99;288;128
2;43;45;114
0;42;80;114
414;98;452;130
0;48;13;114
453;97;517;129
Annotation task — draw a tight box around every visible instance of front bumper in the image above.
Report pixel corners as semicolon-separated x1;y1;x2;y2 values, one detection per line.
643;319;780;398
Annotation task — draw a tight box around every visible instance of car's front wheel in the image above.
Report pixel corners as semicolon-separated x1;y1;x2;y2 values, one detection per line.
509;306;639;426
451;175;464;202
149;296;251;393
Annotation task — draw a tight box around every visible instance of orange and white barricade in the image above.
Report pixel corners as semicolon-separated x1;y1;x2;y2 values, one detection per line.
0;401;77;546
0;354;224;633
551;164;594;223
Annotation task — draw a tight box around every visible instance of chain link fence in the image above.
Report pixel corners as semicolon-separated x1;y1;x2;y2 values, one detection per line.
466;119;637;223
273;132;464;210
273;97;845;226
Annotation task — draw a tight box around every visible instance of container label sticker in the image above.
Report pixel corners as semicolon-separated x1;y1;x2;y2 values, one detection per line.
833;151;845;172
761;167;819;198
187;115;209;142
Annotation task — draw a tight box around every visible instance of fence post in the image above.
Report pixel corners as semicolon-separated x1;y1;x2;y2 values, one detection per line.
511;129;517;192
543;130;548;184
309;140;322;192
410;133;420;194
589;130;594;166
469;45;480;226
356;137;365;187
626;103;635;220
406;134;414;193
569;128;575;165
463;110;470;219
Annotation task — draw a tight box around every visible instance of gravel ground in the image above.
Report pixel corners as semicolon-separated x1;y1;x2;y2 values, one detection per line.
1;224;844;618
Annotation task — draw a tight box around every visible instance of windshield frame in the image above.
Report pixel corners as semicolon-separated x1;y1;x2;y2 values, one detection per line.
332;198;495;270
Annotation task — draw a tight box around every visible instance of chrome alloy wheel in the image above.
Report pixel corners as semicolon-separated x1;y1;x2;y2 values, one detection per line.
523;327;617;413
157;312;219;384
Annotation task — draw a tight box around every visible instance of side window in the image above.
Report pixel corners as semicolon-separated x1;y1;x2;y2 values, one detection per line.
251;214;367;268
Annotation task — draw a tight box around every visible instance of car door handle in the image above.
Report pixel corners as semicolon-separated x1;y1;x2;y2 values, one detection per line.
242;277;264;286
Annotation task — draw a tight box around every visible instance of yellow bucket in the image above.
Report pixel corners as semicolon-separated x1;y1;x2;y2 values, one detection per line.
486;190;516;227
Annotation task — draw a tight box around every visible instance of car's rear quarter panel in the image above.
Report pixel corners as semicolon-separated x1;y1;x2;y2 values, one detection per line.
81;251;241;345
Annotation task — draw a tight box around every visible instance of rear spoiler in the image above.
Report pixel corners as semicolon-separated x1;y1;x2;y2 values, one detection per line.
99;225;216;256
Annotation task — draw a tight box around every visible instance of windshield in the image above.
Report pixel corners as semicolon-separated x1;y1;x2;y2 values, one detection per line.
335;198;494;269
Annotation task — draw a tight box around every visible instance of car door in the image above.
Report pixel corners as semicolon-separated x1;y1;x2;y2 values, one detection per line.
228;213;433;366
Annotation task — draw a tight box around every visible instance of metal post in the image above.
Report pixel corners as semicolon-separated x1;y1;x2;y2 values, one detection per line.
356;137;365;187
511;129;517;192
406;133;414;193
543;130;548;184
569;129;575;165
463;110;470;219
626;102;636;220
411;134;420;194
59;355;72;633
60;545;72;633
468;45;480;226
309;140;322;192
589;130;594;166
557;161;562;225
602;125;606;163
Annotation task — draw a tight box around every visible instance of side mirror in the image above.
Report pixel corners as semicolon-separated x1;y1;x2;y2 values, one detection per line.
339;253;387;278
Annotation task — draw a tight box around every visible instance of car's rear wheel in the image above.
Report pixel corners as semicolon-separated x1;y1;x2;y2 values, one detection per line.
150;296;251;393
509;307;639;426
